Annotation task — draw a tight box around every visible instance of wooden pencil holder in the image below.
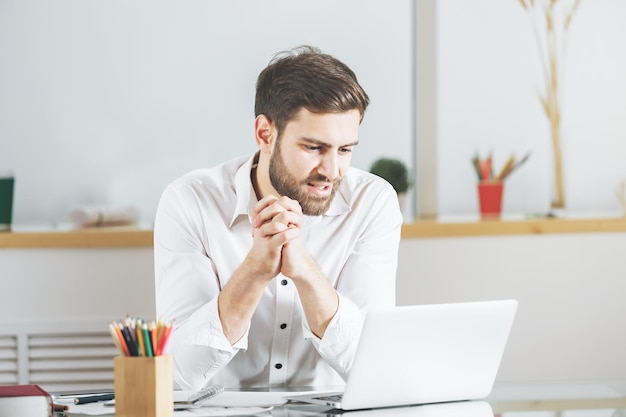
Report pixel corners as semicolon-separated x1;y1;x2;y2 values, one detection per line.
114;355;173;417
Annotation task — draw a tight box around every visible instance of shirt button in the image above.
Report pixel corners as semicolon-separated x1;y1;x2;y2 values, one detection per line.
281;279;288;286
280;323;287;330
275;363;283;369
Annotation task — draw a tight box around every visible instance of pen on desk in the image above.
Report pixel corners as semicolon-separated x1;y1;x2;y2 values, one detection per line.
54;403;69;412
73;393;115;404
188;385;224;404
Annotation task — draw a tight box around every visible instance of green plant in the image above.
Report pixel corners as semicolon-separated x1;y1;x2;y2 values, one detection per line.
369;158;410;194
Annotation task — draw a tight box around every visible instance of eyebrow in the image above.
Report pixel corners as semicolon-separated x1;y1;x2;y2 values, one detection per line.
301;137;360;148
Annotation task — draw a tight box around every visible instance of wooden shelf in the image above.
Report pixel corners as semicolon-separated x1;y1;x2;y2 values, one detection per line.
0;227;153;248
1;216;625;248
401;216;626;238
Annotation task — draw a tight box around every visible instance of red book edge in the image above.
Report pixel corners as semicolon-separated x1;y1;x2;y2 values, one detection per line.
0;384;53;416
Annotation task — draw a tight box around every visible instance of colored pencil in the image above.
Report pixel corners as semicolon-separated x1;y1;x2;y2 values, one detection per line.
109;316;174;356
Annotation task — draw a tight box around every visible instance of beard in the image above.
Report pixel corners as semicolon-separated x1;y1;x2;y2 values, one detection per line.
269;143;342;216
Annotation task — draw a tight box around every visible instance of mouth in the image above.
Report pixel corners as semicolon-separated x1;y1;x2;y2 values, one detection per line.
306;181;333;196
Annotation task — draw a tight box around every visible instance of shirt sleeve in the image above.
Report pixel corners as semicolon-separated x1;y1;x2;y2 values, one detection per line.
303;182;402;380
154;184;247;390
302;293;365;379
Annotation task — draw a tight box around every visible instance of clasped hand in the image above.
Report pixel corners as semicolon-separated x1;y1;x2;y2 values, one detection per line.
250;195;312;281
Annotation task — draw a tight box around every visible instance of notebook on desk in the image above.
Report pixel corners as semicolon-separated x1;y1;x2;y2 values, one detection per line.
287;299;518;411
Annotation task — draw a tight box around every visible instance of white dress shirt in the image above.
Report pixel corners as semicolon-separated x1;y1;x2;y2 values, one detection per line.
154;153;402;390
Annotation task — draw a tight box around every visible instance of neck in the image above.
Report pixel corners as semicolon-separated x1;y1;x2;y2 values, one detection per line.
251;152;276;200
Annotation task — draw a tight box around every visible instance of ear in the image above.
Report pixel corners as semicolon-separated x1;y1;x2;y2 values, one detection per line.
254;115;275;153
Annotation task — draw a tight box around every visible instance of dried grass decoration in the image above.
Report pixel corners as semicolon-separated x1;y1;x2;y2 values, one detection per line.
516;0;581;209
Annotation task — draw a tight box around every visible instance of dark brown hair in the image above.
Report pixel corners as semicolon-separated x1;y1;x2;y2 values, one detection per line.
255;45;370;137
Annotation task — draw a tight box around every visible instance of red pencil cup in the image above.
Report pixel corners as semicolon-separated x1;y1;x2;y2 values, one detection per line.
477;181;504;219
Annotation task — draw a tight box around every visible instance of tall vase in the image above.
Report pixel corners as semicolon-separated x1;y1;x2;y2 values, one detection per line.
550;116;566;210
516;0;581;212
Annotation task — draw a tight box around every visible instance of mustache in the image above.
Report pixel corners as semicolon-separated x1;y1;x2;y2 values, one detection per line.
304;174;339;184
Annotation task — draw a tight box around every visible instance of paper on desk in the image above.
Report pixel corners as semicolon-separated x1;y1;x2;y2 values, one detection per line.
62;389;317;416
174;390;291;407
63;404;271;417
63;400;271;417
172;406;272;416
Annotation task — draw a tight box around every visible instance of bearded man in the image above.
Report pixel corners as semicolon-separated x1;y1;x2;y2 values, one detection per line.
154;45;402;390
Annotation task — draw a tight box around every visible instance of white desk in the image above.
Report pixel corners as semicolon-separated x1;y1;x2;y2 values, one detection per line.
56;380;626;416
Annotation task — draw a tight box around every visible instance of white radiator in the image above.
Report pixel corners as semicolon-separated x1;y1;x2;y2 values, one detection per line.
0;318;118;392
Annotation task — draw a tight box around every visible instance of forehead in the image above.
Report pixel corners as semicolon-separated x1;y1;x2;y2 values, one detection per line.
281;108;361;145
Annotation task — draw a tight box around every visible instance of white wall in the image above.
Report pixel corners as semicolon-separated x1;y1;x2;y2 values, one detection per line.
3;234;626;382
2;0;626;384
0;248;155;321
397;233;626;382
3;0;620;222
0;0;413;225
437;0;626;216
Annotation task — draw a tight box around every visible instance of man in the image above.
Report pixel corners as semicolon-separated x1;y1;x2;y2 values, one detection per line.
154;45;402;390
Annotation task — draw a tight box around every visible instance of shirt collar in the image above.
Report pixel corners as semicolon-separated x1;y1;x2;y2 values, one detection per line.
229;153;258;228
229;153;352;227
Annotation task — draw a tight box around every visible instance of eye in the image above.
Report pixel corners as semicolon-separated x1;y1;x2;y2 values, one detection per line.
339;147;353;154
305;145;322;152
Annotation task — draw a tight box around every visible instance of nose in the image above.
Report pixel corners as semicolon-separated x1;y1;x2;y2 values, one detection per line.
318;153;340;180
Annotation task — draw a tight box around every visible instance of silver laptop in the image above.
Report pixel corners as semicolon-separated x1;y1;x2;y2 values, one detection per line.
288;299;517;410
285;400;494;417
